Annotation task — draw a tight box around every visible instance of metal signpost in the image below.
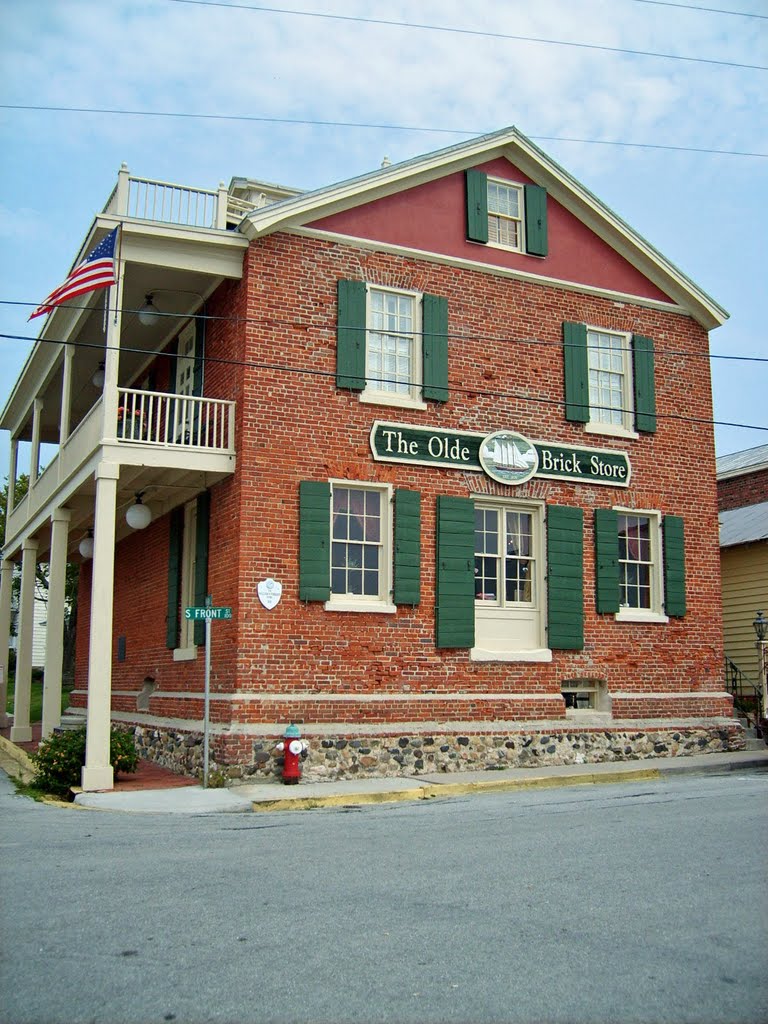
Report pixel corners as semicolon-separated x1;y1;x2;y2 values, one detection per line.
185;597;233;787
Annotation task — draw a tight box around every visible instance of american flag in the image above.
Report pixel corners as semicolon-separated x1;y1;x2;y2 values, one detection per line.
29;226;119;320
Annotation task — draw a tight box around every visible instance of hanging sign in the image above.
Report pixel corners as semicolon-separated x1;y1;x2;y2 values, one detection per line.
369;421;630;487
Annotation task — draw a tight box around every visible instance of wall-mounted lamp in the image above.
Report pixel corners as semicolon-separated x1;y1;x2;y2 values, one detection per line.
753;610;767;643
79;530;94;559
126;493;152;530
91;361;105;389
138;294;162;327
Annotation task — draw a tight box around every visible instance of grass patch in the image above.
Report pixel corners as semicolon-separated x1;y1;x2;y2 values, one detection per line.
5;677;73;722
8;775;59;802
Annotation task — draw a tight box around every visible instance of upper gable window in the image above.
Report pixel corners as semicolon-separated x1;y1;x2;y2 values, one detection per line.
465;169;547;257
487;179;525;252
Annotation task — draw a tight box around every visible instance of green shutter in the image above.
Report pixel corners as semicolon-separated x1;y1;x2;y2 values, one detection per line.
299;481;331;601
547;505;584;650
166;507;184;649
192;315;205;397
435;496;475;649
193;491;211;645
663;515;686;617
563;321;589;423
167;338;178;434
422;293;449;403
336;279;367;391
524;184;548;257
465;169;488;243
632;334;657;433
394;489;421;605
594;509;620;614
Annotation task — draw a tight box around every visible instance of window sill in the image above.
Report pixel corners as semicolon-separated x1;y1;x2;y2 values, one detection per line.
584;422;638;441
360;392;427;412
173;646;198;661
470;647;553;663
324;600;397;614
615;609;669;624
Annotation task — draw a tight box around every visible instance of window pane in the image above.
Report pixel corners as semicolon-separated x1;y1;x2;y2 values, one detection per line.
330;486;384;599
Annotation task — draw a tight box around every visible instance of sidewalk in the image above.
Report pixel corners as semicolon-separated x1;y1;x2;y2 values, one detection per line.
2;725;765;815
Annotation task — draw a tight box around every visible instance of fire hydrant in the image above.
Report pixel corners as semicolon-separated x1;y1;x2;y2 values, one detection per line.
276;724;307;785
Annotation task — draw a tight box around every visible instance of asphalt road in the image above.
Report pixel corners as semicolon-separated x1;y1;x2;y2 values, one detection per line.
1;769;766;1024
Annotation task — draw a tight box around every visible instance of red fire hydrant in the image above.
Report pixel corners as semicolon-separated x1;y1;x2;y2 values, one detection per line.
276;724;307;785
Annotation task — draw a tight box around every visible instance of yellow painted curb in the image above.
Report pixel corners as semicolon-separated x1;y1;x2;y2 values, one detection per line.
251;767;663;812
252;787;427;812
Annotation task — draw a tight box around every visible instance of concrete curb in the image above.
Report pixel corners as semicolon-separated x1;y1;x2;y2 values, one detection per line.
0;734;36;784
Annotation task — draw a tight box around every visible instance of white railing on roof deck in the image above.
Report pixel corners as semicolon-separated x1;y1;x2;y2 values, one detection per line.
102;166;256;229
116;388;235;452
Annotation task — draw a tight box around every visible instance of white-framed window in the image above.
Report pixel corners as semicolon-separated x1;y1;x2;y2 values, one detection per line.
487;178;525;253
362;286;424;409
174;500;198;659
326;481;395;613
616;509;667;622
586;327;635;437
471;499;550;661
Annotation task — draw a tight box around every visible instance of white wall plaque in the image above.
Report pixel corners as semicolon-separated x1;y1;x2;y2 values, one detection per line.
258;578;282;610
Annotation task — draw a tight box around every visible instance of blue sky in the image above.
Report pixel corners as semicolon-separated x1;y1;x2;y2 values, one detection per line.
0;0;765;473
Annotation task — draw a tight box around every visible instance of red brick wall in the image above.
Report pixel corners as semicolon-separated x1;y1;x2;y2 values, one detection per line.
74;231;728;727
718;468;768;511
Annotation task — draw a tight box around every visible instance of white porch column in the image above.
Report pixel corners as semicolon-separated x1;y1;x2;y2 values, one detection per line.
81;463;119;791
30;398;43;486
0;559;14;728
8;439;18;514
41;508;71;739
101;263;124;444
10;538;38;743
59;344;74;444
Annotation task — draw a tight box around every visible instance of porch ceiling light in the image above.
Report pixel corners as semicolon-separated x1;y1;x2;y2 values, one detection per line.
126;493;152;531
92;361;105;389
754;611;767;643
138;294;161;327
79;530;94;560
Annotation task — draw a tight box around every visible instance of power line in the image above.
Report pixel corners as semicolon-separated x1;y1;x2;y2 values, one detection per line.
1;331;765;434
630;0;768;18
164;0;768;71
2;105;766;159
2;298;767;364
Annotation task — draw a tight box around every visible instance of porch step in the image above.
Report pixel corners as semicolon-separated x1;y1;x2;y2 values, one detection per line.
56;714;86;732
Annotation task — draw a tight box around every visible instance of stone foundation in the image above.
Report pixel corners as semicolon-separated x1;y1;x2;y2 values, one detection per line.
131;720;746;783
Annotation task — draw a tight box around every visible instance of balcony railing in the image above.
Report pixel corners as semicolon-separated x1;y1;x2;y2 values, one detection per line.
103;167;256;230
116;388;235;452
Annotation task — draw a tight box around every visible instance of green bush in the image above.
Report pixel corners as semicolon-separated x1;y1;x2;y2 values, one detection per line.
32;726;139;797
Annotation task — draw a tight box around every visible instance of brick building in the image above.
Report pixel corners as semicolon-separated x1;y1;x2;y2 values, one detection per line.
0;128;741;790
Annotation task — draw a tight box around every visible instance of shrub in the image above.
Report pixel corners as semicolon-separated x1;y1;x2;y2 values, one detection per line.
32;726;138;797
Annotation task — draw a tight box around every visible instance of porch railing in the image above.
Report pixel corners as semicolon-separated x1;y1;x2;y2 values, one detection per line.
116;388;235;452
724;655;763;735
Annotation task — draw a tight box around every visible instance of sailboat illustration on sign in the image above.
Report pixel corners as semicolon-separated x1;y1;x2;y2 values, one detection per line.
480;431;539;485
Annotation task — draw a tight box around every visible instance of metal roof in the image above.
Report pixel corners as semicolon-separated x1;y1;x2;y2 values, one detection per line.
719;500;768;547
716;444;768;480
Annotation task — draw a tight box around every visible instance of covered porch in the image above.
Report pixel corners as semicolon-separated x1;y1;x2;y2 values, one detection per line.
0;167;248;789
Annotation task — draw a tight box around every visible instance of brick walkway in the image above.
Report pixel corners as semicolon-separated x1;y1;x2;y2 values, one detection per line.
0;721;198;791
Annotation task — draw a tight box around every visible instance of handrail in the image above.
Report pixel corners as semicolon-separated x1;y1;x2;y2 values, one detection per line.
724;655;763;736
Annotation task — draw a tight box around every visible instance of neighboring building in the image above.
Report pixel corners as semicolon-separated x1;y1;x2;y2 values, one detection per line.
0;128;741;790
717;445;768;715
9;594;48;669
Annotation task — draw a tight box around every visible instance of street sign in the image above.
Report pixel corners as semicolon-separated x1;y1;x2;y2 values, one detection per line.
185;606;233;621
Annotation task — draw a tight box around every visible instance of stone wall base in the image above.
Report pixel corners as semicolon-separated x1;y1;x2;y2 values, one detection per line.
131;720;746;783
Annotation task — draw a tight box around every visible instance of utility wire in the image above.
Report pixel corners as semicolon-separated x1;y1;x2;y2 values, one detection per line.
164;0;768;71
2;299;766;364
630;0;768;18
1;331;765;434
2;105;765;159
